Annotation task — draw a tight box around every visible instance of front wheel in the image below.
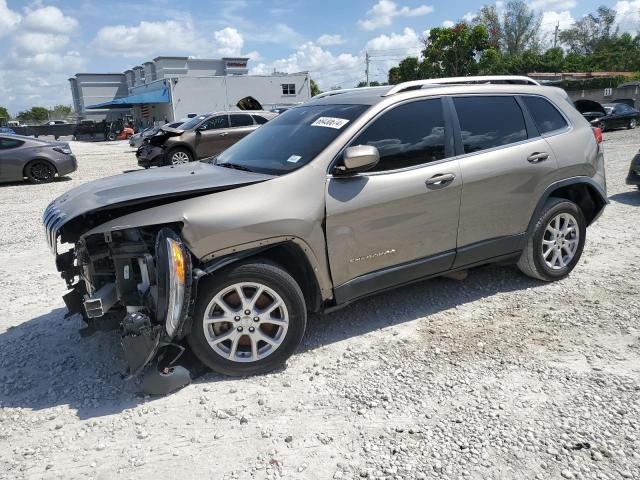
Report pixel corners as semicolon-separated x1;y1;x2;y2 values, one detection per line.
187;262;307;376
165;148;193;166
628;118;637;129
25;160;56;183
517;198;586;281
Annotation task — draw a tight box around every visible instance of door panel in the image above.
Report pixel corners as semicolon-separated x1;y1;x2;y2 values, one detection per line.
326;160;462;287
194;115;229;158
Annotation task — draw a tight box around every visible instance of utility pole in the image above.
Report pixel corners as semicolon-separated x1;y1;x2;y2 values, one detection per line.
365;51;370;87
553;21;559;49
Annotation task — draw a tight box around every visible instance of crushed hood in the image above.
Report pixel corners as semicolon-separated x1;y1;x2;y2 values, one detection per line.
44;162;274;251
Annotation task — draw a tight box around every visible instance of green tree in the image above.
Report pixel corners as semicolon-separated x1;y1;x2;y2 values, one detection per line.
422;23;489;77
0;106;10;122
559;6;619;55
474;5;502;51
49;104;72;119
502;0;541;55
16;106;50;123
310;79;321;96
356;81;383;87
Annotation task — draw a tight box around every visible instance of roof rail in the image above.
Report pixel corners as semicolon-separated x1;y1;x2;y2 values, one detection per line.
383;75;541;96
313;86;382;100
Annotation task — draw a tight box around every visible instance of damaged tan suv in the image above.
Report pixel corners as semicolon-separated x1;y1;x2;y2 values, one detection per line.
44;76;607;385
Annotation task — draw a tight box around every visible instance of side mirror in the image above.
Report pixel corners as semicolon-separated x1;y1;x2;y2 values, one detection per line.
336;145;379;174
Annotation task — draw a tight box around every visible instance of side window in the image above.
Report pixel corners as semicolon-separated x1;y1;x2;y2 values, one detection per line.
522;96;568;134
229;114;254;127
0;138;24;150
453;96;527;154
251;114;269;125
350;99;448;172
282;84;295;95
201;115;229;130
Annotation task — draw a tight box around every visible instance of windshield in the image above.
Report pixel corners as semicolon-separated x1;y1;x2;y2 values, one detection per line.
177;115;208;130
211;104;369;175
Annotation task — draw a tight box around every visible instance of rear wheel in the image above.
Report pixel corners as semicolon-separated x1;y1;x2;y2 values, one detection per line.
517;198;586;281
187;262;307;376
25;160;56;183
165;148;193;166
628;118;637;129
597;121;606;132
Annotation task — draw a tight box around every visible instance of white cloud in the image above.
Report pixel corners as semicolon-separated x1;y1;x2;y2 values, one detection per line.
463;12;477;23
92;20;204;57
359;0;434;30
615;1;640;33
540;10;575;46
366;27;421;53
12;33;70;55
214;27;244;56
317;34;344;46
0;0;21;36
250;42;362;89
247;23;305;47
442;20;455;27
528;0;576;10
22;5;78;34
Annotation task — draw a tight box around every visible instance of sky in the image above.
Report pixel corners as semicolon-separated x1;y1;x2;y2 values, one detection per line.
0;0;638;115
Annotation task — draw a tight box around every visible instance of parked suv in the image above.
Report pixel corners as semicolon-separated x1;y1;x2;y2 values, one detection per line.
136;111;276;168
44;76;607;383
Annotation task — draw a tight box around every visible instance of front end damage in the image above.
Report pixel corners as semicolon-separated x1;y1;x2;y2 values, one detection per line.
52;223;194;385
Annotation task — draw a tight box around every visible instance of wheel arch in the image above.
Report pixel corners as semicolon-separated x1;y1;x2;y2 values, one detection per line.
23;157;58;178
527;177;608;234
166;142;196;160
195;241;325;313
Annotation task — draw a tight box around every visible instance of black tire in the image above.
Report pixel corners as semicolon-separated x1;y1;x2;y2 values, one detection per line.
597;121;606;132
164;147;193;166
25;160;56;183
517;198;586;281
187;261;307;376
107;132;117;141
628;118;637;129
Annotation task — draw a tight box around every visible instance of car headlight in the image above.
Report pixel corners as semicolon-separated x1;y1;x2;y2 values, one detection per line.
165;237;186;336
53;146;72;155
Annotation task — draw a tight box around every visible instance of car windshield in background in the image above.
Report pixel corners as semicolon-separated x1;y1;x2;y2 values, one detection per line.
177;115;208;130
211;104;369;175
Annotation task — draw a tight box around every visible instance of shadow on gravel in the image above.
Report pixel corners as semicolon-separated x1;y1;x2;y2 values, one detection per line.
303;263;542;353
0;176;72;188
609;190;640;206
0;264;541;418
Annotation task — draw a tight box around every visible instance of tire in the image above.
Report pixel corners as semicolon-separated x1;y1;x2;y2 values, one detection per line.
187;261;307;376
517;198;586;282
25;160;56;183
107;132;117;141
628;118;637;129
596;121;606;132
164;147;193;166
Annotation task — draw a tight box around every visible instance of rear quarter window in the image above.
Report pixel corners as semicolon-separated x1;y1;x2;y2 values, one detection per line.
522;96;568;134
0;138;25;150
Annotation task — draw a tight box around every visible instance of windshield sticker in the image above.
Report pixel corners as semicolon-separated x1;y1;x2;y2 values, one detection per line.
287;155;302;163
311;117;350;129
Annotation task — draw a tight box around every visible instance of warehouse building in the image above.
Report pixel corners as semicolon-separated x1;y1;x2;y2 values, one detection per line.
69;56;311;126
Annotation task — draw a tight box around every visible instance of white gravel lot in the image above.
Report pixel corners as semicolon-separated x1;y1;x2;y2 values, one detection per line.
0;132;639;480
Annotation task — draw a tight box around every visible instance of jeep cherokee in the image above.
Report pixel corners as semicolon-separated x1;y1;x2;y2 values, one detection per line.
44;76;607;379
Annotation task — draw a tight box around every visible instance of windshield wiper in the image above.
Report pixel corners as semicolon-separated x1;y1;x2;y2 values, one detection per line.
216;162;254;172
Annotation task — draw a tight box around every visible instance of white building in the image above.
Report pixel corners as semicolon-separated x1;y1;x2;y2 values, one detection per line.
70;57;311;126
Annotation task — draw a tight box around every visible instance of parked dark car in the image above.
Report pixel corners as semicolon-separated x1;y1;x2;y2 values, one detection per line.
136;111;276;168
0;134;77;183
627;150;640;190
575;100;638;131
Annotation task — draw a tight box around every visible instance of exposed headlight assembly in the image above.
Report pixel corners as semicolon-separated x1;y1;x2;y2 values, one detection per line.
155;228;192;337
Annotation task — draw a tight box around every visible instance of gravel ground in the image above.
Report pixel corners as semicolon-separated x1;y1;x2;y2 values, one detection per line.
0;131;639;480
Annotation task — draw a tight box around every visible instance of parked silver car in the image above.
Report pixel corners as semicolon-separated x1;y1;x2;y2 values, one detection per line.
1;134;76;183
44;76;607;388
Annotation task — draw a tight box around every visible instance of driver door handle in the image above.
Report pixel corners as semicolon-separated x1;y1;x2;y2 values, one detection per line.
527;152;549;163
425;173;456;186
219;132;229;136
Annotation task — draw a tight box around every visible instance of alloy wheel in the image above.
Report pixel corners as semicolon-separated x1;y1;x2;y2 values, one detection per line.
630;119;637;129
30;162;54;182
541;212;580;270
171;151;190;164
202;282;289;363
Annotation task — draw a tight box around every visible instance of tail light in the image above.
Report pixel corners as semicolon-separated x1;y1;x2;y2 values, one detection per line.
593;127;603;144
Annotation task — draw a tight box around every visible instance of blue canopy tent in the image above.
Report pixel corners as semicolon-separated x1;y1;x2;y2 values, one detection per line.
86;87;170;109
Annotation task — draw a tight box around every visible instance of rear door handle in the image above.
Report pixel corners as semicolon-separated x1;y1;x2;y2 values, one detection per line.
425;173;456;187
527;152;549;163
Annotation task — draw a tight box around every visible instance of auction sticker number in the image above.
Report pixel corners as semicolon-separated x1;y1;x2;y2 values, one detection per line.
311;117;350;129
